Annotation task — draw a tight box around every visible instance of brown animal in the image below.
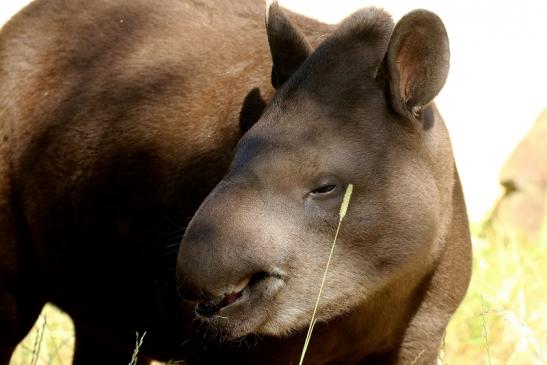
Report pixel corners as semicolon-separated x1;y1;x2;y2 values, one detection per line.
176;2;472;365
0;0;471;364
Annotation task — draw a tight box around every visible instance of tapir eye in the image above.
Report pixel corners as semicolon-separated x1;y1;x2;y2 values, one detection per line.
307;175;342;201
310;184;337;195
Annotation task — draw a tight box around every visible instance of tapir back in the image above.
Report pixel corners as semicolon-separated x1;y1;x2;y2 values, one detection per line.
0;0;328;360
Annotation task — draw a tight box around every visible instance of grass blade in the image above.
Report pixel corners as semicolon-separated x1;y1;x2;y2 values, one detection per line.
128;331;147;365
299;184;353;365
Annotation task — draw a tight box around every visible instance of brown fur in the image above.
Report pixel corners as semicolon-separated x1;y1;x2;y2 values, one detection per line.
177;4;472;365
0;1;471;364
0;0;330;363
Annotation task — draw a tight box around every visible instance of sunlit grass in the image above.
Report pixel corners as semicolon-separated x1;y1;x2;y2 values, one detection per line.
128;332;147;365
442;220;547;365
10;217;547;364
10;304;74;365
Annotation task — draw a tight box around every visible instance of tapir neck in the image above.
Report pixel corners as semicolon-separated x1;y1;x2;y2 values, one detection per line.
301;272;434;364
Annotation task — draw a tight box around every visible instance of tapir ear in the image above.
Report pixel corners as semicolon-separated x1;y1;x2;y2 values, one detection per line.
383;10;449;118
266;1;312;89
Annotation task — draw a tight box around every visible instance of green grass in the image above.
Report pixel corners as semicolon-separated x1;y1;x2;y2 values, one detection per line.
10;217;547;364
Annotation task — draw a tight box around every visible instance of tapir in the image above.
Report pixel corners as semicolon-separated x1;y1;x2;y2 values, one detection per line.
0;0;472;364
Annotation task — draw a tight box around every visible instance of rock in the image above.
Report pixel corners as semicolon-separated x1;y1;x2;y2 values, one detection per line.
492;109;547;241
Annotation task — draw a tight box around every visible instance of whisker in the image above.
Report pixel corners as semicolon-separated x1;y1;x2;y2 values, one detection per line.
159;249;179;257
163;241;182;248
159;228;187;236
165;214;187;230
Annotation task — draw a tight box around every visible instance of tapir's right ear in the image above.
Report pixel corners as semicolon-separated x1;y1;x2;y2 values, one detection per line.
382;10;449;119
266;1;312;89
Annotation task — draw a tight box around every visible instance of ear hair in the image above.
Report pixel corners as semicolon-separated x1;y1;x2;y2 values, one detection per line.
383;9;449;119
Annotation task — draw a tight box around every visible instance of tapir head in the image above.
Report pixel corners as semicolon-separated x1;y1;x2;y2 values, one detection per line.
177;3;454;340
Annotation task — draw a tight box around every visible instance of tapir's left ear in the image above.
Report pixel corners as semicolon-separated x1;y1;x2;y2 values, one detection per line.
383;10;449;119
266;1;312;89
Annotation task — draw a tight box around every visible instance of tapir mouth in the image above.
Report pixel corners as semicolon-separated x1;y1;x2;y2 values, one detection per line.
195;271;281;317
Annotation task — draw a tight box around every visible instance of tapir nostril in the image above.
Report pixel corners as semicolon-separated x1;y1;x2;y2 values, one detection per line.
196;300;223;316
248;271;270;286
191;271;281;317
195;290;244;317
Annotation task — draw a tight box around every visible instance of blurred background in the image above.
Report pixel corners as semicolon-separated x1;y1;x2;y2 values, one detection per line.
2;0;546;364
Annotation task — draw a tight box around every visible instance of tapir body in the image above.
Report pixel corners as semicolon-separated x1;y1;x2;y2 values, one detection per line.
0;0;471;364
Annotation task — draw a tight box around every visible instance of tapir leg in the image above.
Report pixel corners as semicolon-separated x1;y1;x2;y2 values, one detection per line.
0;290;44;365
73;325;151;365
1;153;45;363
